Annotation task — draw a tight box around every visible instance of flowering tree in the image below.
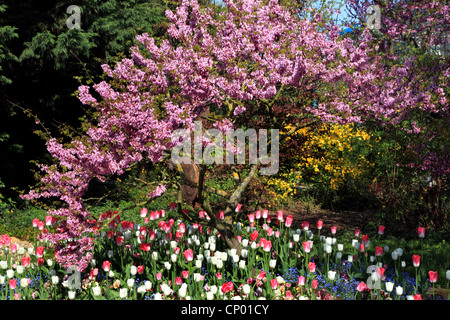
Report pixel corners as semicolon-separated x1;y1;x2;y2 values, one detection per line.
22;0;447;270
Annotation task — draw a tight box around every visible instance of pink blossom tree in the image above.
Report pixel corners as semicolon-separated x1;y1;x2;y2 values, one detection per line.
22;0;447;269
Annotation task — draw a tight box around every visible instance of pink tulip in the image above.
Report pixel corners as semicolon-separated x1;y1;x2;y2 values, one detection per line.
32;218;39;228
216;272;222;280
140;208;148;217
182;270;189;279
255;210;261;219
308;262;316;273
316;220;323;230
257;270;266;280
262;210;268;219
378;225;385;235
22;257;30;268
183;249;194;262
412;255;421;267
156;273;162;280
9;279;17;290
285;215;293;227
312;279;318;289
418;227;425;238
263;240;272;252
175;277;183;285
137;265;144;275
331;226;337;234
270;278;278;289
303;241;311;253
285;290;293;299
277;211;284;221
302;221;309;230
429;271;437;283
102;260;111;272
298;276;305;286
248;214;255;223
35;246;44;258
235;203;242;212
357;281;367;292
221;281;234;293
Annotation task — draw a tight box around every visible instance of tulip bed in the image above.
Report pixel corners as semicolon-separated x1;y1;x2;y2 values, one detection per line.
0;206;448;300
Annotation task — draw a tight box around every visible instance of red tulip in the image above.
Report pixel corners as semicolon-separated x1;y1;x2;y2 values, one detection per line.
221;281;234;293
32;218;39;228
182;270;189;279
169;202;176;211
285;215;293;227
37;221;44;231
102;260;111;272
375;246;384;257
413;294;422;300
216;272;222;280
418;227;425;238
116;236;124;246
362;234;369;244
140;243;151;252
183;249;194;262
412;255;421;267
378;225;385;235
354;229;360;236
360;243;365;252
312;279;318;289
37;258;44;266
302;221;309;230
308;262;316;273
248;214;255;223
250;230;259;241
175;277;183;285
429;271;438;283
235;203;242;212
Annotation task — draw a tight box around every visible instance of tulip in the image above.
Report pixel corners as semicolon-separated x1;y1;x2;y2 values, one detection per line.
354;229;360;236
6;269;14;279
206;291;214;300
221;281;234;293
269;259;277;269
413;294;422;300
140;207;148;217
127;278;135;288
285;215;293;227
303;241;311;253
378;225;385;235
137;265;144;275
316;220;323;230
417;227;425;238
328;270;336;281
375;246;383;257
385;281;394;293
270;278;278;289
357;281;367;292
396;286;403;295
102;260;111;272
119;288;128;299
331;226;337;235
391;251;398;260
312;279;318;289
9;279;17;290
446;270;450;280
429;271;437;283
20;278;29;288
92;286;101;297
35;246;44;258
248;214;255;223
412;255;421;267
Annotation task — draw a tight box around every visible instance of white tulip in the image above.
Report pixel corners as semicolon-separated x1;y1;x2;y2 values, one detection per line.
216;259;223;269
0;276;4;285
347;255;353;263
108;270;114;278
391;251;398;260
68;290;76;299
206;291;214;300
401;261;406;268
6;269;14;279
130;265;137;275
239;260;246;269
179;283;188;298
127;278;135;288
209;243;216;251
385;282;394;292
293;234;300;242
269;259;277;269
16;266;24;275
151;251;158;261
242;284;251;295
242;239;249;248
195;259;202;268
171;253;177;263
137;286;146;294
446;270;450;280
396;286;403;295
336;252;342;260
153;292;162;300
241;249;248;258
328;270;336;281
164;262;172;270
92;286;101;297
107;250;114;258
276;276;284;284
337;244;344;251
145;281;152;290
0;261;8;270
119;288;128;299
20;278;29;288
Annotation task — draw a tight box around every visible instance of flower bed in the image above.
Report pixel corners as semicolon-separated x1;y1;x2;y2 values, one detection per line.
0;206;448;300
